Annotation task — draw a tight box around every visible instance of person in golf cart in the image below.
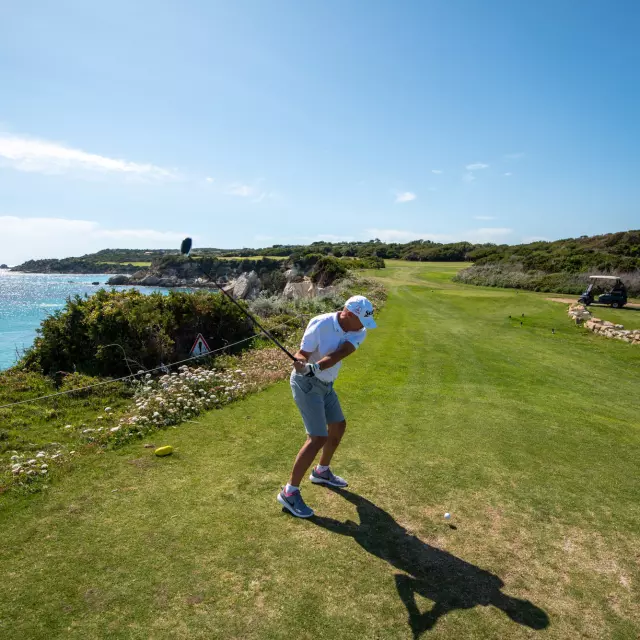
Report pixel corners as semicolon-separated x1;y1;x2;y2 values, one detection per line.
277;295;377;518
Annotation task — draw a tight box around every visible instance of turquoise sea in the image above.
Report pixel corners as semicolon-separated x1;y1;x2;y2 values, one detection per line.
0;270;176;371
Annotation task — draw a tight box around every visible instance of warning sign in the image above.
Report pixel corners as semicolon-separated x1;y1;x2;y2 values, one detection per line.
190;333;211;357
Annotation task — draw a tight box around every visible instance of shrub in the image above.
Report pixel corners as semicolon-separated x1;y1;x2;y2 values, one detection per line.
310;256;348;286
453;264;640;297
22;289;254;377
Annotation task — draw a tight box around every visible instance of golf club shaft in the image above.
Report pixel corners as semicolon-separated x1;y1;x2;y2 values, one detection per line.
189;257;298;362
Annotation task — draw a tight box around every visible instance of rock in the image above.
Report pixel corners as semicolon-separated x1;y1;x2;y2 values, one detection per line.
227;271;260;299
283;279;317;300
157;277;179;287
284;267;304;283
107;275;131;285
92;281;100;285
132;270;147;279
0;263;8;269
139;275;161;286
614;324;624;330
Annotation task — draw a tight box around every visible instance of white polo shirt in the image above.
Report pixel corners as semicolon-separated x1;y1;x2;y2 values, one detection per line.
299;312;367;383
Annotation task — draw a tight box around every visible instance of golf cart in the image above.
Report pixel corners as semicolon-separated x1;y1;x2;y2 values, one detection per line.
578;275;627;308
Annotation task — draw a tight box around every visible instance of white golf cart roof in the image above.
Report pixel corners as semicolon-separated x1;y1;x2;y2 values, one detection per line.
589;275;620;280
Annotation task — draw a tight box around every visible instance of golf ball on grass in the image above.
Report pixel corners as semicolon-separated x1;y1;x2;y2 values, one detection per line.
444;512;451;520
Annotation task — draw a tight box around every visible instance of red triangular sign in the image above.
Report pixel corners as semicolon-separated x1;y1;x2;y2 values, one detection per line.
190;333;211;356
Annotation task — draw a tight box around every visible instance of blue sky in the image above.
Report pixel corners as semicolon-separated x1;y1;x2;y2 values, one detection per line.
1;0;638;263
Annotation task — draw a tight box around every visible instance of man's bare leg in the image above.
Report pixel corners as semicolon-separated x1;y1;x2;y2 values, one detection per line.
289;435;327;487
318;420;347;467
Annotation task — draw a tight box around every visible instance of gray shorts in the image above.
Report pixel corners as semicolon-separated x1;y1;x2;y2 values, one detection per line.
290;371;345;437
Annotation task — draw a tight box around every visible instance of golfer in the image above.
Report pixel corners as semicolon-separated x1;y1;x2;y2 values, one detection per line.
277;295;377;518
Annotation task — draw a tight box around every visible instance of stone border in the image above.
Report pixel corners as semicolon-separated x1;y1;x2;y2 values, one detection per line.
568;304;640;345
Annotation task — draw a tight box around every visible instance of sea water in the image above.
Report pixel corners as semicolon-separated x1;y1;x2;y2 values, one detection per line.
0;271;179;370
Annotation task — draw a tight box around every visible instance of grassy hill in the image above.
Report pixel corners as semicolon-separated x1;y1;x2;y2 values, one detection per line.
1;261;638;639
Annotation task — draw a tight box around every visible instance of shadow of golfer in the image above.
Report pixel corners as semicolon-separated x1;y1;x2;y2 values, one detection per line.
309;489;549;638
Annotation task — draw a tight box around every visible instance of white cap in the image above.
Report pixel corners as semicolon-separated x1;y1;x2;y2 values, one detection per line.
344;295;377;329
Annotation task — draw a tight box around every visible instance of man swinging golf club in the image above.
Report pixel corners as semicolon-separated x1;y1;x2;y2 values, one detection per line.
278;295;377;518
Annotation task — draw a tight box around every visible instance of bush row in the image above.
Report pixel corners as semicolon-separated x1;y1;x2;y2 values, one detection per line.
453;264;640;297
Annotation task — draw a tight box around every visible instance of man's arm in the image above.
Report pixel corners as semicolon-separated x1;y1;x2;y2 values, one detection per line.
293;343;356;374
316;342;356;370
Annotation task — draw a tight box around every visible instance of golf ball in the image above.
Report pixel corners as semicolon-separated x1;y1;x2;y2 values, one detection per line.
444;512;451;520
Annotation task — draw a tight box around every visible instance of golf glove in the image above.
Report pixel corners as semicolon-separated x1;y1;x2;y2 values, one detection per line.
301;362;320;377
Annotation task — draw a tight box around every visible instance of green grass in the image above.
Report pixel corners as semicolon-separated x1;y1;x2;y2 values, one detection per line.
1;262;639;639
0;371;132;460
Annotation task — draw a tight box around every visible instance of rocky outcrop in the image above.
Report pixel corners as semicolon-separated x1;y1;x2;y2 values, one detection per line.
283;278;336;300
107;274;131;285
0;264;8;269
568;304;640;345
224;271;261;300
284;267;304;283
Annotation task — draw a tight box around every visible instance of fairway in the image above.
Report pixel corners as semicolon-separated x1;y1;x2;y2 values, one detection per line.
1;262;638;639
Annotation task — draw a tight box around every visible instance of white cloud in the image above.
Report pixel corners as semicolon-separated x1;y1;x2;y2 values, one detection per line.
504;172;513;177
395;191;417;203
463;172;476;183
431;169;443;174
0;134;177;181
504;152;525;159
205;176;214;183
225;182;274;203
0;216;185;264
474;216;496;220
465;163;489;170
226;183;255;197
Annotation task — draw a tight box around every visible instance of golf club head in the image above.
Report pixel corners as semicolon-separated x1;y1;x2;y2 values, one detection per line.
180;237;193;256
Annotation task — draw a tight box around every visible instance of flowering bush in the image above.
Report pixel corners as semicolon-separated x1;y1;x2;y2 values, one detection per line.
5;447;75;492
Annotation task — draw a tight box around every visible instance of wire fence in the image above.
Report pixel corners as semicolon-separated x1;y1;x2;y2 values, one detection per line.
0;306;337;411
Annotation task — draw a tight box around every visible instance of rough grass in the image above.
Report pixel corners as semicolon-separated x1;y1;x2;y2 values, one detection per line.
1;261;638;639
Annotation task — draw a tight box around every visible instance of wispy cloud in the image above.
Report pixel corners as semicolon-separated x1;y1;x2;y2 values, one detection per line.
431;169;443;174
465;163;489;171
395;191;417;203
226;183;255;197
0;216;186;264
205;176;214;183
0;134;177;181
504;172;513;177
225;181;274;203
504;152;525;159
474;216;496;220
463;172;477;183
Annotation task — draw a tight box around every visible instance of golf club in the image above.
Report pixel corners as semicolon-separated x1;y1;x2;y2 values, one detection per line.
180;237;300;364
